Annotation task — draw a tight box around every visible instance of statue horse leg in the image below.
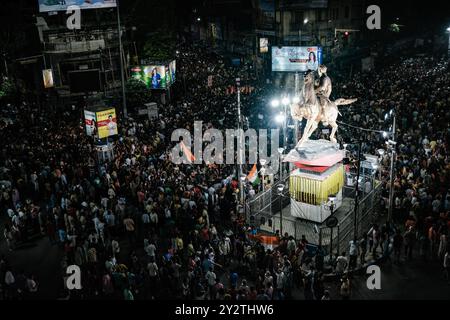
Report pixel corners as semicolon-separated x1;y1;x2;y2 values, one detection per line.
330;121;338;143
298;118;313;146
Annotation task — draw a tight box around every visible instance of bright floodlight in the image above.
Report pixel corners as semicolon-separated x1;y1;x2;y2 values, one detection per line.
275;113;285;124
377;148;385;156
382;131;388;138
304;18;308;24
447;27;450;32
277;184;285;193
197;17;201;21
292;96;300;104
271;99;280;107
281;97;290;105
259;158;267;166
328;195;337;203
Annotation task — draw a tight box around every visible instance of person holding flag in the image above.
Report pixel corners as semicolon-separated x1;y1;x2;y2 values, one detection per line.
246;164;260;187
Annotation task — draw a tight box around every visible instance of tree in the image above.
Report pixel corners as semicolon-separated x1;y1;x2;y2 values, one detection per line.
125;78;152;111
0;77;17;103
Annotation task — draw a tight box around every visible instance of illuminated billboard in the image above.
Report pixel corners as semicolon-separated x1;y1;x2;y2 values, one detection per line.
272;46;322;72
96;108;118;139
38;0;117;13
131;60;176;89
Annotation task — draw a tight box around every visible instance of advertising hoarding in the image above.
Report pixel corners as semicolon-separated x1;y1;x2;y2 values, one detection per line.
84;110;96;136
272;46;322;72
260;38;269;53
42;69;54;88
96;108;118;139
131;61;176;89
38;0;117;13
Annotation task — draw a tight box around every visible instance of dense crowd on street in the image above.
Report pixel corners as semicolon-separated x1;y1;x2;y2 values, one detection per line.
0;42;449;300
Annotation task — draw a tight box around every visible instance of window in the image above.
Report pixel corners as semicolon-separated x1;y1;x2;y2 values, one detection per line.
260;217;266;225
268;219;273;227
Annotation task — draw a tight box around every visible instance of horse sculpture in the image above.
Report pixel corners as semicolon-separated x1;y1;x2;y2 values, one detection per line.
290;72;357;147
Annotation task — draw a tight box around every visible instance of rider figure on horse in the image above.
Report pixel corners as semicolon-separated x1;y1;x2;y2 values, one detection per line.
315;65;332;115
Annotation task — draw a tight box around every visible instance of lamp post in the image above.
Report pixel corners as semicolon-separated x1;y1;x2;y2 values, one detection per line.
385;109;396;224
377;148;385;182
272;97;289;150
116;0;128;118
281;96;290;149
446;26;450;54
353;137;363;240
277;147;285;182
327;195;336;258
298;18;308;46
236;78;244;210
277;183;285;237
240;174;247;220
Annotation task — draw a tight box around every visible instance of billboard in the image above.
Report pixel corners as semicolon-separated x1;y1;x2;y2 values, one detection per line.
272;46;322;72
84;110;96;136
38;0;117;13
131;62;175;89
42;69;54;88
96;108;118;139
260;38;269;53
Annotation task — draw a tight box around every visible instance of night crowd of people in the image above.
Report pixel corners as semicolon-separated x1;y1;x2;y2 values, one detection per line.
0;43;449;300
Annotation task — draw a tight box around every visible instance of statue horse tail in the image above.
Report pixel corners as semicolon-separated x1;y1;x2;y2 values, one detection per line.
334;98;358;106
333;98;358;116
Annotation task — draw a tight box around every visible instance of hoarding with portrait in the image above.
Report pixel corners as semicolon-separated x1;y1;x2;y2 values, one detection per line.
96;108;118;139
131;62;175;89
272;46;322;72
131;65;167;89
38;0;117;13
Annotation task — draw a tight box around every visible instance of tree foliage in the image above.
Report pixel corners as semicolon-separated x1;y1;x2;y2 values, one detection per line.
125;78;152;111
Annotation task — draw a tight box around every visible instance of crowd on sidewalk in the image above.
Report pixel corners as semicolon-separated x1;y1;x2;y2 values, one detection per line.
0;43;449;300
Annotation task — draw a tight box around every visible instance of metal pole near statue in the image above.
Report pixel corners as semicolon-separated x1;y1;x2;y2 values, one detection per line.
116;0;128;118
387;112;396;224
353;138;363;240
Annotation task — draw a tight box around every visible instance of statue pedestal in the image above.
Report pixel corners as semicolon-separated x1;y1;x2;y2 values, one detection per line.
283;139;344;167
283;139;345;223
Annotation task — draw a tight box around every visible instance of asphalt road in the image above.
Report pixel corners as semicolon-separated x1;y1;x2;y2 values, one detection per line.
1;234;449;300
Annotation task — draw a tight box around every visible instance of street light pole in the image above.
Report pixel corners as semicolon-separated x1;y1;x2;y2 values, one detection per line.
236;78;244;207
116;0;128;118
278;184;285;237
353;138;363;240
329;203;334;256
278;147;284;182
387;113;396;223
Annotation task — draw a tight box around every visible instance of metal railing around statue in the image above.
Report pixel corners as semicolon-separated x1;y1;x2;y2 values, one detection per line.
245;172;382;261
